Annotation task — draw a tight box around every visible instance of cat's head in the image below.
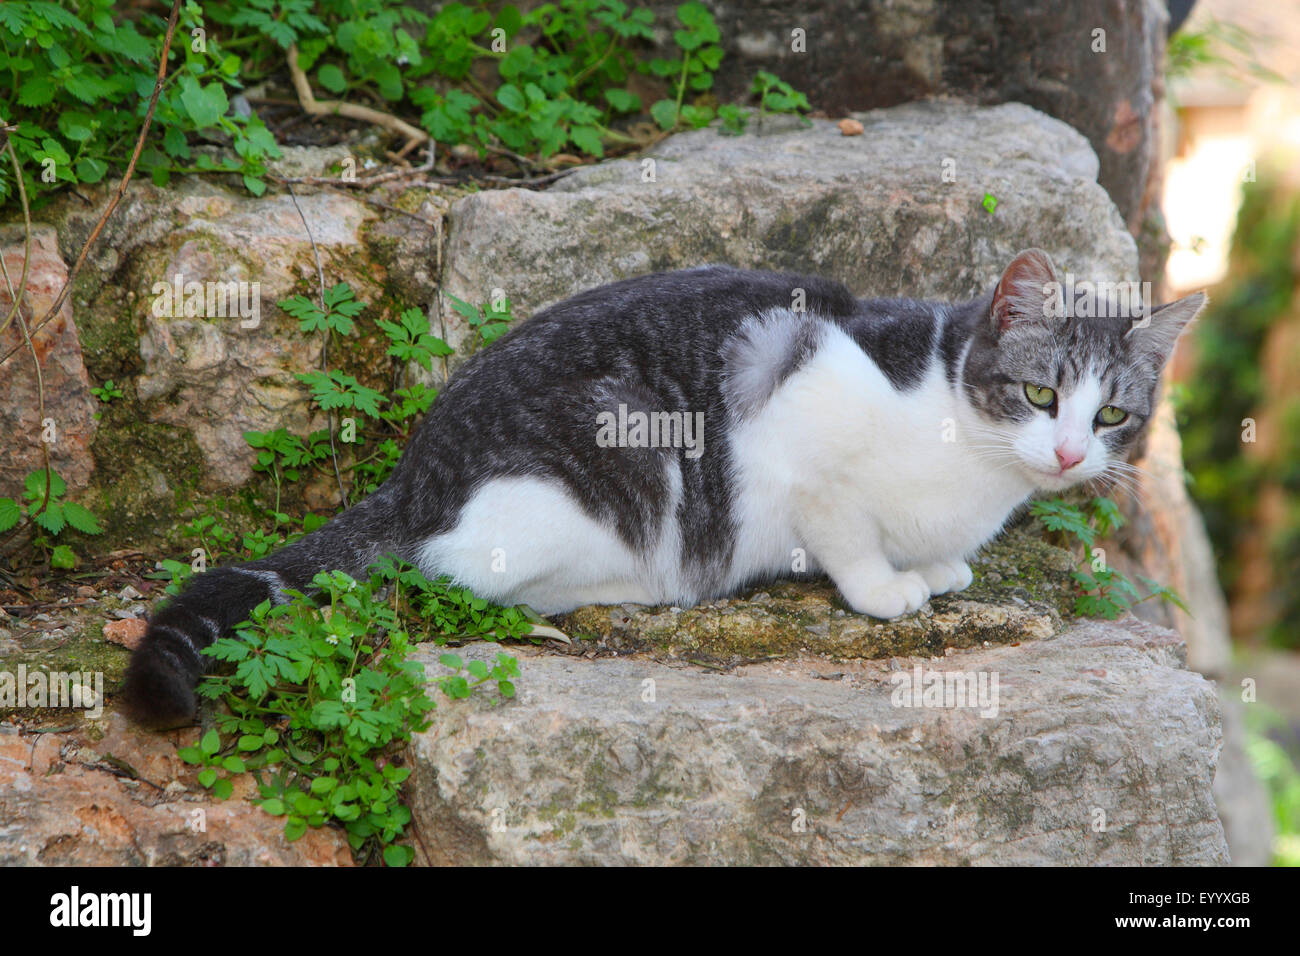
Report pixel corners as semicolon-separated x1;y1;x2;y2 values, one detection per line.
959;248;1205;492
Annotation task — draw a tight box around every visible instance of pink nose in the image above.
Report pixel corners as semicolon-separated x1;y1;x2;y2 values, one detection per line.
1055;446;1084;471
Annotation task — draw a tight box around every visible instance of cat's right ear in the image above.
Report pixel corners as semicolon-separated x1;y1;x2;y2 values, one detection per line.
990;248;1062;334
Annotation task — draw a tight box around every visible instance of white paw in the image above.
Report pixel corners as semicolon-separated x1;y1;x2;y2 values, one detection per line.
841;570;931;619
914;559;974;596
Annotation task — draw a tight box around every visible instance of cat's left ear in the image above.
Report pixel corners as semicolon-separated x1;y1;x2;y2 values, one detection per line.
1125;291;1207;367
991;248;1062;334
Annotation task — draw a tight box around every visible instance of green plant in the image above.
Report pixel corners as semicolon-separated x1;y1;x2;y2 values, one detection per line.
0;468;102;568
1031;496;1187;619
0;0;283;206
1244;708;1300;866
90;379;123;403
3;1;814;212
644;1;722;131
714;70;811;136
377;307;455;370
750;70;810;126
1178;173;1300;648
435;649;519;700
176;727;246;800
238;282;511;520
445;292;514;348
184;559;521;865
1166;17;1286;92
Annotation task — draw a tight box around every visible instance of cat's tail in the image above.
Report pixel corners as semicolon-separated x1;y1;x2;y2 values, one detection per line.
121;488;404;728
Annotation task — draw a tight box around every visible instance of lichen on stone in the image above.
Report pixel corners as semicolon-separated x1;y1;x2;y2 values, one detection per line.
556;526;1077;665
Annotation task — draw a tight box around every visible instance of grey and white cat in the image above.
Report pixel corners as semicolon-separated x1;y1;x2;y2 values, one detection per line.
123;248;1204;726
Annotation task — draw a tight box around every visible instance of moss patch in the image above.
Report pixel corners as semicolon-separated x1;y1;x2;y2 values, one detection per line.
556;527;1076;665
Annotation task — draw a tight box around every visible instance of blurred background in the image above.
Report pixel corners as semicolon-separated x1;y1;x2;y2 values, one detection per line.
1161;0;1300;866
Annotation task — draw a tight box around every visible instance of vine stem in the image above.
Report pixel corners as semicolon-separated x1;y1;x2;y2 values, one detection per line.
283;183;347;511
0;0;185;370
0;138;52;558
286;44;427;155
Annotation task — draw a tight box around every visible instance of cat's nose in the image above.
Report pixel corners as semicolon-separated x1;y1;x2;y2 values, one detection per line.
1055;445;1085;471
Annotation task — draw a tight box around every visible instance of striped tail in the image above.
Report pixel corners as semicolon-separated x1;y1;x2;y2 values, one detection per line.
122;491;400;728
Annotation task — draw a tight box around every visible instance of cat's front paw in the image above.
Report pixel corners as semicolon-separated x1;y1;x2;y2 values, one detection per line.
914;558;974;596
841;570;931;619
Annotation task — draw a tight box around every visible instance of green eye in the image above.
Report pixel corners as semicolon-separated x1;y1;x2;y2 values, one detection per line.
1096;405;1128;426
1024;383;1056;408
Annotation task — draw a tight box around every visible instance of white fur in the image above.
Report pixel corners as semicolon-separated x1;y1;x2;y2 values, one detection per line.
724;322;1038;617
413;312;1111;619
414;467;691;614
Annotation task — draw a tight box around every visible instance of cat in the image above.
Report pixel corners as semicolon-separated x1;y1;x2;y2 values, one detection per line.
122;248;1205;727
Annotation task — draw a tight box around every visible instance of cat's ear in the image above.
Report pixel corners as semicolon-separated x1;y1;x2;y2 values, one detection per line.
1125;291;1206;367
990;248;1062;334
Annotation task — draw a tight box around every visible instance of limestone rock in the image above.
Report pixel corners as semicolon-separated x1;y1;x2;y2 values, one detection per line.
436;101;1137;360
130;187;380;488
0;715;352;866
0;225;98;497
406;615;1228;865
630;0;1166;227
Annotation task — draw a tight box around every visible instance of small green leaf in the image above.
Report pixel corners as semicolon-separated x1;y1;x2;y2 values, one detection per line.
316;64;347;93
383;844;414;867
497;83;526;112
62;502;102;535
650;99;679;130
0;499;20;533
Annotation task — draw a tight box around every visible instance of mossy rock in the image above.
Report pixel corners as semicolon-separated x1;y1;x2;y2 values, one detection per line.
556;527;1076;665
